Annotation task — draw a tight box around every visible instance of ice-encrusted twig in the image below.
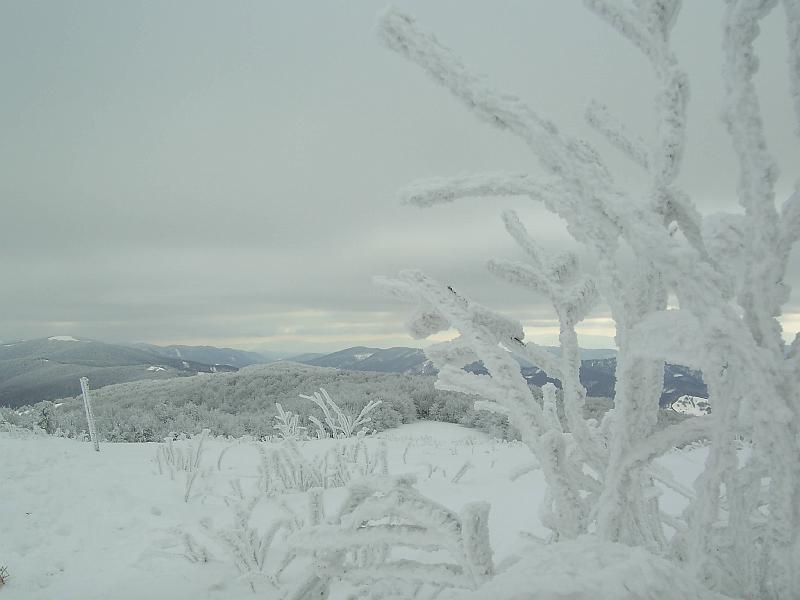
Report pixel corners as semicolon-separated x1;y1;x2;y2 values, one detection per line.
586;99;650;170
400;172;567;210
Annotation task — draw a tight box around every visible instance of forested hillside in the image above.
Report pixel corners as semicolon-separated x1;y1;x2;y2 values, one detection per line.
2;362;518;441
2;361;689;444
0;338;268;408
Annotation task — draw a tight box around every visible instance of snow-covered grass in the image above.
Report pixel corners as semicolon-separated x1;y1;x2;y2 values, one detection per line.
0;422;708;599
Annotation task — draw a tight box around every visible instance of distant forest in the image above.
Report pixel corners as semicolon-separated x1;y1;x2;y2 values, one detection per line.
1;362;688;443
0;363;515;441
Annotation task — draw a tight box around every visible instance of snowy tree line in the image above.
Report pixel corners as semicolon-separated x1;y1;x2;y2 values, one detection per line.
0;361;689;443
0;363;517;442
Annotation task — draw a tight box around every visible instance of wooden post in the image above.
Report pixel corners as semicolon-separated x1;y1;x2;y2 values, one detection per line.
79;377;100;452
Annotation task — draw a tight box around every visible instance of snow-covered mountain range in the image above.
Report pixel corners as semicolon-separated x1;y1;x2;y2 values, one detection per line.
292;346;706;407
0;339;706;409
0;338;244;408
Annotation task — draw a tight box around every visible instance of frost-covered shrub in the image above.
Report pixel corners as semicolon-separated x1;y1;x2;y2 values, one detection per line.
198;495;295;593
257;437;388;495
257;441;332;494
0;411;46;438
155;428;210;502
272;403;306;441
460;408;518;441
278;475;494;599
376;2;800;598
299;387;382;438
36;401;57;435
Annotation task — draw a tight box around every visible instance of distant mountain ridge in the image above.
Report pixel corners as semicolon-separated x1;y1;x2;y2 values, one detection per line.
294;346;705;407
0;338;241;408
1;338;704;410
132;343;269;369
297;345;617;373
298;346;438;375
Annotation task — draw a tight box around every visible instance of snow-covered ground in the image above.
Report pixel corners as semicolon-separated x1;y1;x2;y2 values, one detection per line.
670;395;711;416
0;422;708;599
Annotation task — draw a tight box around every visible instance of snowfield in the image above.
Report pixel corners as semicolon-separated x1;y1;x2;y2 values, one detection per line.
0;422;710;600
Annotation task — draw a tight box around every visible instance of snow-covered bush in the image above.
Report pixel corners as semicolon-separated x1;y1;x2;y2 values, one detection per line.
278;475;494;599
299;387;382;438
345;435;389;478
272;403;306;440
257;441;332;494
0;412;46;438
376;2;800;598
257;437;388;495
155;428;210;502
199;495;295;593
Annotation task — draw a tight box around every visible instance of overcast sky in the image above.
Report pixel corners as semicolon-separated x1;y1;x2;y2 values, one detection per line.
1;1;798;353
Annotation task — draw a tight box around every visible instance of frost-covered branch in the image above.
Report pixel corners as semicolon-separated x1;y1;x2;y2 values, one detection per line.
785;0;800;134
586;0;710;263
378;6;722;289
377;7;634;255
377;270;600;539
779;189;800;252
583;0;663;62
586;99;650;170
399;172;563;208
723;0;786;349
378;2;799;597
377;9;611;183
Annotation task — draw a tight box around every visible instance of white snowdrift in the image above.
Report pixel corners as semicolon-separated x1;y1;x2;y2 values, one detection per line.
456;536;732;600
0;422;712;600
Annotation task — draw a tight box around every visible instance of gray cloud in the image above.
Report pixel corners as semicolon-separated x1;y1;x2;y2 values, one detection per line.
1;1;797;352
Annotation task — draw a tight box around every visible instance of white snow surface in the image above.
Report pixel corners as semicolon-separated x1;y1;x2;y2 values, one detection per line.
671;395;711;416
456;536;730;600
1;422;713;599
47;336;80;342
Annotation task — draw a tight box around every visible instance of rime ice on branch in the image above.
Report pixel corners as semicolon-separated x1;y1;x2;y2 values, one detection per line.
376;2;800;598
